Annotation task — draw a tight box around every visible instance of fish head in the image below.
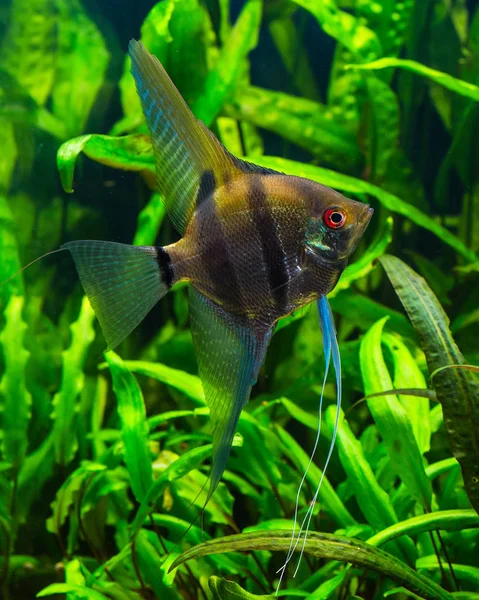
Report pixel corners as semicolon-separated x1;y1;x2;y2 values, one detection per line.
304;185;373;265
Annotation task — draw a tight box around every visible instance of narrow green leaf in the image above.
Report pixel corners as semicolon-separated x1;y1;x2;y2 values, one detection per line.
105;352;153;504
247;156;476;262
274;425;356;529
52;0;109;136
0;296;31;469
122;360;205;405
37;583;108;599
347;58;479;102
0;195;24;305
135;529;181;599
209;576;272;599
323;406;416;564
382;333;430;454
52;297;96;465
192;0;262;125
133;193;166;246
360;317;433;509
170;530;454;600
291;0;381;62
367;509;479;548
417;556;479;589
57;133;154;194
380;255;479;514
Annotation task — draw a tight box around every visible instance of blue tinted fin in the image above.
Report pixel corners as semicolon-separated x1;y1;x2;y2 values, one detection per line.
62;241;169;350
129;40;239;234
277;295;341;588
188;287;272;504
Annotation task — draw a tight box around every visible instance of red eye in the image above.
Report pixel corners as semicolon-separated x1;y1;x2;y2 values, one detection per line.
324;208;346;229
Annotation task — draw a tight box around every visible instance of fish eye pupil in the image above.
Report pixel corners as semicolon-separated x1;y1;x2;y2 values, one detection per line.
324;208;346;229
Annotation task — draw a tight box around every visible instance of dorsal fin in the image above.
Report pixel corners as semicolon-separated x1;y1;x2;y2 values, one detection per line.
129;40;279;234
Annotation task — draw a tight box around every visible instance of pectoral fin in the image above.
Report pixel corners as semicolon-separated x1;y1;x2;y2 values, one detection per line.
188;287;272;503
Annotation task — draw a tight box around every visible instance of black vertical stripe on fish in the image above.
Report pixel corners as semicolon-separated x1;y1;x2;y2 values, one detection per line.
157;247;173;287
203;201;244;312
248;177;289;312
196;170;216;207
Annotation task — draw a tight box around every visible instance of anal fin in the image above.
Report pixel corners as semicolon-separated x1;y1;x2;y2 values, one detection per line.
188;287;272;504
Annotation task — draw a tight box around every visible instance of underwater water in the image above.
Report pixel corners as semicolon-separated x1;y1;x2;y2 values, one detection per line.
0;0;479;598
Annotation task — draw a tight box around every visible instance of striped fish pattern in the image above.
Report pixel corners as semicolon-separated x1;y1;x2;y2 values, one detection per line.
63;41;373;509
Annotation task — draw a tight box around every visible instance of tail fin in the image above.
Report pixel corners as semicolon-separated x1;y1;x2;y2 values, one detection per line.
129;40;238;235
62;241;172;350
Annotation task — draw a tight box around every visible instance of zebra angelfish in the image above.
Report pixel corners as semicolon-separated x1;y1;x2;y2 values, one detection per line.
62;41;373;552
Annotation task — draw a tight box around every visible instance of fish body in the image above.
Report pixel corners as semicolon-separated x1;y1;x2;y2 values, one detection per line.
62;41;372;505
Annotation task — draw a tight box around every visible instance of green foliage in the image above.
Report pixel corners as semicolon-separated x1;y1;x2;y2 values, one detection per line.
0;0;478;599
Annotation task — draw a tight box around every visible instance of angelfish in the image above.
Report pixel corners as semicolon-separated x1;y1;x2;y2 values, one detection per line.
63;41;373;517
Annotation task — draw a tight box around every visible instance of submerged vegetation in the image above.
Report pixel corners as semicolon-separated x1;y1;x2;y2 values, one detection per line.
0;0;479;598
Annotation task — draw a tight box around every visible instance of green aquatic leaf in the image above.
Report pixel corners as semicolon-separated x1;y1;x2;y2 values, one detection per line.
46;462;106;535
57;134;154;194
248;156;476;262
347;58;479;102
122;360;205;405
382;333;430;455
291;0;381;62
135;529;181;599
360;317;432;509
367;509;479;548
37;583;109;599
274;425;356;529
105;352;153;504
52;0;110;137
0;0;56;106
209;576;272;600
268;15;320;101
380;255;479;515
51;297;96;466
192;0;262;125
170;530;454;600
227;86;361;170
0;195;23;305
323;406;416;564
0;120;17;189
133;193;167;246
417;556;479;589
0;296;31;470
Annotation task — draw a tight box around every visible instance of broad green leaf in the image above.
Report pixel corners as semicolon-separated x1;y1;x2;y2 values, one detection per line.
380;255;479;514
323;406;416;564
46;462;106;535
274;425;356;528
133;193;167;246
291;0;381;62
209;576;271;599
52;297;96;465
52;0;110;137
135;529;181;599
367;509;479;548
347;58;479;102
192;0;262;125
360;317;432;509
247;156;476;262
122;360;205;405
57;134;154;194
170;530;454;600
382;333;430;454
0;296;31;469
0;0;56;106
105;352;153;504
227;87;361;169
0;120;17;189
